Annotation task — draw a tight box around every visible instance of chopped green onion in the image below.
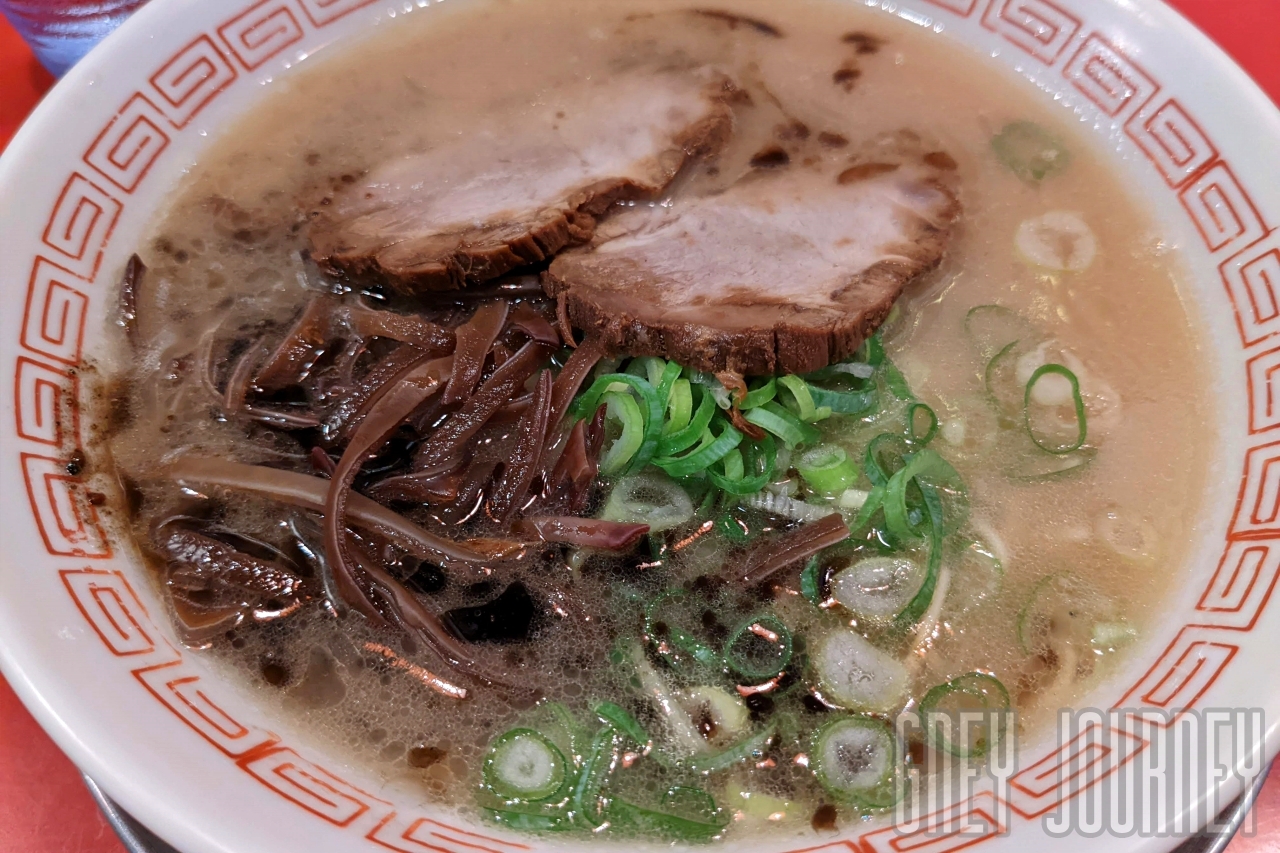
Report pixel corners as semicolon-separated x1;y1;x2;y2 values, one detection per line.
984;339;1028;421
830;555;925;623
716;511;751;543
881;449;966;541
807;383;875;415
1024;363;1087;453
800;555;824;605
661;786;725;825
741;378;777;410
777;375;833;421
907;402;939;446
663;378;693;436
645;590;722;667
919;672;1010;758
813;629;909;713
797;445;859;495
708;433;777;495
683;725;775;774
964;304;1039;361
864;433;911;487
602;471;694;532
678;686;749;742
654;359;683;403
850;482;886;532
890;482;944;633
881;358;913;400
575;373;664;474
658;387;717;456
606;794;727;842
591;700;652;750
570;726;618;828
991;120;1071;182
599;391;644;475
483;804;574;833
1006;445;1097;481
811;715;903;808
653;420;743;478
483;728;569;802
742;401;821;449
1016;572;1109;655
723;614;793;681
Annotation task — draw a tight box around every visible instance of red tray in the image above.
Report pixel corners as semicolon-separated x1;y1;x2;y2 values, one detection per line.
0;2;1276;851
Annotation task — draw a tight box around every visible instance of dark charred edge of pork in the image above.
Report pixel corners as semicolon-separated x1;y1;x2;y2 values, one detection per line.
310;91;736;296
542;182;961;376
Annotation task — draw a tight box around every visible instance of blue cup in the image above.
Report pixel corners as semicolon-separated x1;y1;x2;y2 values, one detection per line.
0;0;149;77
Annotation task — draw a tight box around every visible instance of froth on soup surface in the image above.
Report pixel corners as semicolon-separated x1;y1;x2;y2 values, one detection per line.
89;0;1210;842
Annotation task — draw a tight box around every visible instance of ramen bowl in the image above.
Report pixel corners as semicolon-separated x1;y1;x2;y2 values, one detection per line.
1;1;1279;852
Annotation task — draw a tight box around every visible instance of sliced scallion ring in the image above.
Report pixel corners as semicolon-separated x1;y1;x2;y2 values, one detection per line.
570;726;618;827
601;470;693;532
864;433;911;487
708;433;777;495
984;339;1029;421
811;715;904;808
919;673;1010;758
645;590;722;667
598;391;644;475
653;419;743;478
723;614;793;681
964;304;1040;362
777;375;833;421
991;120;1070;183
683;725;775;774
907;402;939;446
742;401;821;449
797;445;859;495
1024;363;1087;454
741;378;777;410
812;629;908;713
659;387;718;456
663;378;693;436
574;372;664;474
829;555;926;622
483;728;568;802
591;700;653;750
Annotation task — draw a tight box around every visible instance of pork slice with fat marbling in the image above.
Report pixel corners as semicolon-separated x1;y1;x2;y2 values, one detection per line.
543;137;961;375
309;69;734;293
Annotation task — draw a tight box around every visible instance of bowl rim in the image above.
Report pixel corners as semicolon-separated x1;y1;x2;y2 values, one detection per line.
2;1;1280;852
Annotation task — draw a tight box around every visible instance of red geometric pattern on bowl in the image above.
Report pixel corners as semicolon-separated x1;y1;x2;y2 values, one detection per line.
83;94;170;194
1221;233;1280;347
1228;440;1280;539
982;0;1081;64
1115;627;1240;727
5;0;1275;850
218;0;305;71
860;790;1005;853
14;356;77;447
1008;719;1147;819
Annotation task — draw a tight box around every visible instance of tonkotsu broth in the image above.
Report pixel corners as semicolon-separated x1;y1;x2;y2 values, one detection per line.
95;0;1210;841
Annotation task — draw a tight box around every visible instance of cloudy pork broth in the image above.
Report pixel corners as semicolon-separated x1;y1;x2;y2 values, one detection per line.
94;0;1211;842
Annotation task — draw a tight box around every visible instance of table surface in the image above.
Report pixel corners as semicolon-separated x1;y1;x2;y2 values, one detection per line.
2;2;1279;852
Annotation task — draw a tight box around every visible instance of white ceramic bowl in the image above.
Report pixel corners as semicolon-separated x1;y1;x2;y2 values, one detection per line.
2;1;1279;851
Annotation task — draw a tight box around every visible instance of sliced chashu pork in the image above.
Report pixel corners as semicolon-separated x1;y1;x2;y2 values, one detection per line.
309;69;734;292
544;139;961;375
